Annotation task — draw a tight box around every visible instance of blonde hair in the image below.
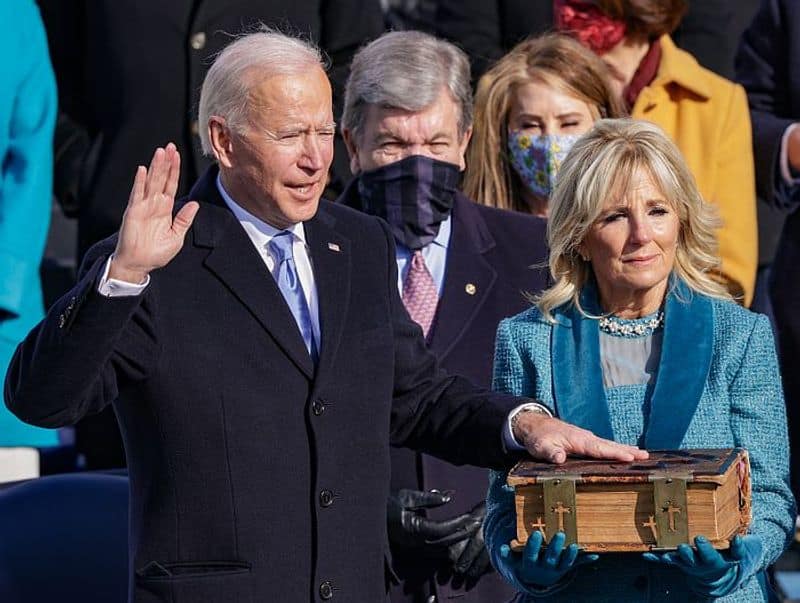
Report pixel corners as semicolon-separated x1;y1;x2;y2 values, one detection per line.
536;118;731;320
463;33;625;213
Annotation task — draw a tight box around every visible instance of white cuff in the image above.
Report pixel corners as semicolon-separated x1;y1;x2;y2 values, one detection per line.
503;401;553;452
779;123;800;186
97;256;150;297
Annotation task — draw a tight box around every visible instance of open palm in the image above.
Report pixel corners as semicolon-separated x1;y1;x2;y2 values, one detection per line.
110;143;199;283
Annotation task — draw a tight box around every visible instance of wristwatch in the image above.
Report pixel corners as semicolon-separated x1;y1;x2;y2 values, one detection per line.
509;400;552;434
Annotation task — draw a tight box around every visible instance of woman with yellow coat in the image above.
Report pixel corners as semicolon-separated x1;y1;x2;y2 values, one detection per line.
556;0;757;305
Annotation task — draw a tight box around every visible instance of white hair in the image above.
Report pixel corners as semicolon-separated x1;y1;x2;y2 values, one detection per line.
198;29;327;155
341;30;473;141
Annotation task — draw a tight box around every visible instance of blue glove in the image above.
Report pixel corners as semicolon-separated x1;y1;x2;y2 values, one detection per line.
495;531;599;592
643;535;763;597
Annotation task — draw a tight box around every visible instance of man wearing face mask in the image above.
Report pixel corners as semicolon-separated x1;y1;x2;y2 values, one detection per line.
339;31;549;603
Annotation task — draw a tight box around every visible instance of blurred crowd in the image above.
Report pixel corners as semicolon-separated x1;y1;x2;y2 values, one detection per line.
2;0;800;601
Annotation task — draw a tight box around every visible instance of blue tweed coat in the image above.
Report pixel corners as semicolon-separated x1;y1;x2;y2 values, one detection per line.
485;281;795;602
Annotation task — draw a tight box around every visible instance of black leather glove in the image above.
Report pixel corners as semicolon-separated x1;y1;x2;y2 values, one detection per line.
446;501;491;578
387;489;481;552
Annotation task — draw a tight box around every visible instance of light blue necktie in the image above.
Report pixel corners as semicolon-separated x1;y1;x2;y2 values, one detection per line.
269;232;318;363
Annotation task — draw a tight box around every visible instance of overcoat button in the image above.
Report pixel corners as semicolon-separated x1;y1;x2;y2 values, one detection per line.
190;31;206;50
312;399;325;416
319;580;333;600
319;489;334;507
426;596;437;603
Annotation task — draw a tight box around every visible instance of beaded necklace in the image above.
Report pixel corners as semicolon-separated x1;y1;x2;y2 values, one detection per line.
597;311;664;338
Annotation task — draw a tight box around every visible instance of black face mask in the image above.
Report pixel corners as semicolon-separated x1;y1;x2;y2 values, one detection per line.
357;155;461;250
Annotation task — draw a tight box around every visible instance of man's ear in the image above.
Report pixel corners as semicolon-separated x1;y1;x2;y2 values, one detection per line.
457;125;473;172
342;128;361;176
208;117;235;169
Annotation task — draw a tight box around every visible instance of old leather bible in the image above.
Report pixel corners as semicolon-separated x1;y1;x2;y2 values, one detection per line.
508;448;751;552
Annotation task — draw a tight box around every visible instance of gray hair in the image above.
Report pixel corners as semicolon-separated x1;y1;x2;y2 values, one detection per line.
198;29;327;156
342;30;473;141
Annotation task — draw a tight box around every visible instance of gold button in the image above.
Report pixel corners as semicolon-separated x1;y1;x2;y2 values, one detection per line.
190;32;206;50
190;120;199;136
465;283;476;295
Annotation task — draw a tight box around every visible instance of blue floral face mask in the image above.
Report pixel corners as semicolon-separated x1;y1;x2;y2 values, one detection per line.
507;130;581;199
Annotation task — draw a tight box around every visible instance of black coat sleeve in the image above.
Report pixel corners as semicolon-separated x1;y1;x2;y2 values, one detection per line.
4;238;158;427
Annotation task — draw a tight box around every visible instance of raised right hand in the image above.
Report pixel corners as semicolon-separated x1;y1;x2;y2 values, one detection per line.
110;143;199;283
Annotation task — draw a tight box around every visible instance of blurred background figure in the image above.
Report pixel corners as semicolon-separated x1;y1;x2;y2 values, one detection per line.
463;33;625;217
339;30;549;603
0;0;58;465
554;0;758;307
383;1;758;85
737;0;800;509
35;0;384;469
670;0;760;80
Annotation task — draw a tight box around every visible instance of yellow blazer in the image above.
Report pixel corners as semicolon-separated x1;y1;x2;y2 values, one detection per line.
633;35;757;306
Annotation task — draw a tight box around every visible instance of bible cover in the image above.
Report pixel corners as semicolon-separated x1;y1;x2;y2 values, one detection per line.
507;448;751;552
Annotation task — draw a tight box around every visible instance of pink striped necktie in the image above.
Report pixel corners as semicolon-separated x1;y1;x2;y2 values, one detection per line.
402;250;439;339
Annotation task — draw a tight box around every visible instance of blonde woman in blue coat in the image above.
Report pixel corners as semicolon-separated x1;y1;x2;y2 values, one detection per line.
0;0;57;447
485;118;795;602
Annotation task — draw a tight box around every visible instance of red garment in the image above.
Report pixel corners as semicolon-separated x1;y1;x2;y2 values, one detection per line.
553;0;626;54
623;39;662;110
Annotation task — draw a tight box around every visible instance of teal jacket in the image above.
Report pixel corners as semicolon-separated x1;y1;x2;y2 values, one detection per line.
485;281;795;602
0;0;57;445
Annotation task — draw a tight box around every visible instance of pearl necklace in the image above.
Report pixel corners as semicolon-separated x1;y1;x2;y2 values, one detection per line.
597;311;664;338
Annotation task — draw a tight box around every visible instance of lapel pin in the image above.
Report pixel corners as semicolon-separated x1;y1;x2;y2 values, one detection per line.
328;242;341;252
465;283;477;295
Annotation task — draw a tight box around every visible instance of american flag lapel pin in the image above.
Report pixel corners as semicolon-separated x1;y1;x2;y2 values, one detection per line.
328;242;341;252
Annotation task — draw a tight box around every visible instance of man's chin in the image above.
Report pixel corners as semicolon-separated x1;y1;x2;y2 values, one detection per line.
285;199;321;225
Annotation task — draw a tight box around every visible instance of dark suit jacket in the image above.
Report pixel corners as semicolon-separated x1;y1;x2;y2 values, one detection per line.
339;183;548;602
737;0;800;501
4;166;520;603
433;0;553;83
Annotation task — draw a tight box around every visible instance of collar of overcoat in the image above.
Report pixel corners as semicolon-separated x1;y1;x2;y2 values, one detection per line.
550;276;714;448
187;166;351;382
